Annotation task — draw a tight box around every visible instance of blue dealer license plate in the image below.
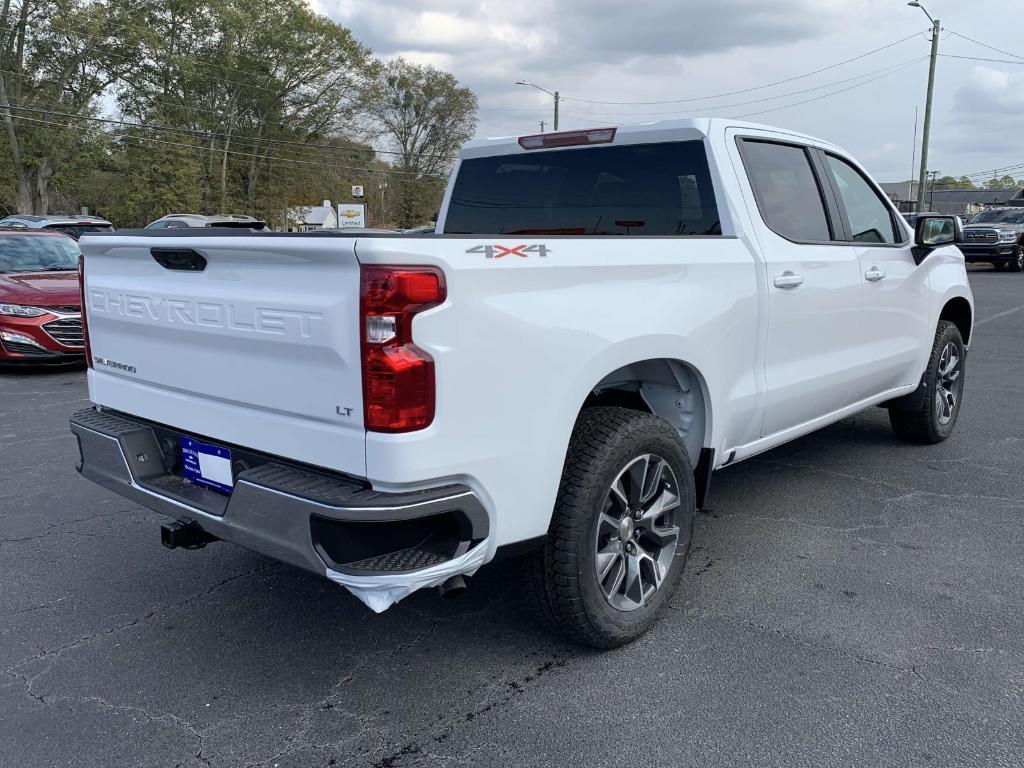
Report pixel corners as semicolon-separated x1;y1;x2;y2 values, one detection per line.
180;437;234;494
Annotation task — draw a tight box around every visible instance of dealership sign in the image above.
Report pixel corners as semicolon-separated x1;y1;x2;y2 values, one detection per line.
337;203;366;229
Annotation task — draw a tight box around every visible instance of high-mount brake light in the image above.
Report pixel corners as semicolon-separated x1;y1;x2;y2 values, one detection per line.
360;266;446;433
517;127;617;150
78;254;93;369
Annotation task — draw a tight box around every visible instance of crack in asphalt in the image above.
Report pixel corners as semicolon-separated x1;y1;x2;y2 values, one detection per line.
672;609;928;683
0;509;147;547
3;566;271;680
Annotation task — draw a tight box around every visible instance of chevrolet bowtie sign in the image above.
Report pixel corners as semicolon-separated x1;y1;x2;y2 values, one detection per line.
337;203;366;229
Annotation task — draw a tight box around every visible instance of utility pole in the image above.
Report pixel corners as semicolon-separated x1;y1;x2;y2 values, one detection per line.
910;2;940;213
516;81;559;131
909;106;918;206
539;120;545;132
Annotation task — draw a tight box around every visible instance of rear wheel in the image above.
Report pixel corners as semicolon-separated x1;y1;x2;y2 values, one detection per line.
889;320;966;444
524;407;696;649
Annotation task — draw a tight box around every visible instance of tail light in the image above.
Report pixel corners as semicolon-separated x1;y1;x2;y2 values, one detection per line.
360;266;446;432
78;254;93;368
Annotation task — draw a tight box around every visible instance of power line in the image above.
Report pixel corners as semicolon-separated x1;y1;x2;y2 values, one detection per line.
557;57;927;119
735;58;924;118
937;54;1024;66
0;94;456;168
3;112;448;181
945;30;1024;62
557;31;928;106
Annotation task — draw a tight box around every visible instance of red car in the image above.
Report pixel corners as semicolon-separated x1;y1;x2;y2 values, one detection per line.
0;230;85;364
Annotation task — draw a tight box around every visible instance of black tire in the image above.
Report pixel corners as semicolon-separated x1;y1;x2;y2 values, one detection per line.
1008;248;1024;273
524;407;696;649
889;320;966;444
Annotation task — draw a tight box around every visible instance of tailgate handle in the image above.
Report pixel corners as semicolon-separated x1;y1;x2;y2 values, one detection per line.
151;248;207;272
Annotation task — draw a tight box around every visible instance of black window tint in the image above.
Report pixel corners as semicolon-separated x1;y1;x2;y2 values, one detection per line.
44;224;113;240
825;154;899;244
741;140;831;242
444;141;720;236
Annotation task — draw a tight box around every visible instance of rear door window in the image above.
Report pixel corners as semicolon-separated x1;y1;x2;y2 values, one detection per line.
739;140;833;243
444;141;720;236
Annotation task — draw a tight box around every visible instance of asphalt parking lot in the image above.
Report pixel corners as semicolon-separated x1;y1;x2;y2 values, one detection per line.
2;267;1023;768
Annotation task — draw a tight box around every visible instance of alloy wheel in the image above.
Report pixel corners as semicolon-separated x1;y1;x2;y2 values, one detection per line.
593;454;681;612
935;341;962;426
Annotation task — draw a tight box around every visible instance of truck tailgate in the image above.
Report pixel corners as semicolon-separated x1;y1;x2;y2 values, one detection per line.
79;234;366;476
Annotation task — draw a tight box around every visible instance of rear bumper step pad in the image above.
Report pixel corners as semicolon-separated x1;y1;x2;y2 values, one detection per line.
70;407;489;583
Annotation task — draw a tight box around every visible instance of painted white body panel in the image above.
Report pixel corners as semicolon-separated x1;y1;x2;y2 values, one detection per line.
81;235;367;475
79;118;974;570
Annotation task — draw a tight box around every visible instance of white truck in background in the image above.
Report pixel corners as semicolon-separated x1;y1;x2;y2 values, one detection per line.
71;119;973;648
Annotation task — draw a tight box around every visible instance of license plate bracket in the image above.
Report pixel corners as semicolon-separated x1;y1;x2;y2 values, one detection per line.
180;436;234;495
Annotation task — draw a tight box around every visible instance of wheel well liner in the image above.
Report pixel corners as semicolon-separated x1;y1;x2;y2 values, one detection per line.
939;297;972;345
582;358;710;465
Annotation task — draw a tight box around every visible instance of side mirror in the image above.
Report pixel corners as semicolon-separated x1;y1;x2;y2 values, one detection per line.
912;214;962;265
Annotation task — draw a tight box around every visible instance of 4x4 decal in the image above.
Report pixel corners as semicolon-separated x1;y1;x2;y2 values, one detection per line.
466;244;551;259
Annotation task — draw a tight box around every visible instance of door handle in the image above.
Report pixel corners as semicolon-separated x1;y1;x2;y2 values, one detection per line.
865;268;886;282
773;271;804;289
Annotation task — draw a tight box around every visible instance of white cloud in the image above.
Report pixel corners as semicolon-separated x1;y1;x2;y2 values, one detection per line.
953;66;1024;115
312;0;1024;181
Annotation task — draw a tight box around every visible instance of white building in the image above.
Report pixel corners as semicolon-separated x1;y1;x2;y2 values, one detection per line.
286;200;338;231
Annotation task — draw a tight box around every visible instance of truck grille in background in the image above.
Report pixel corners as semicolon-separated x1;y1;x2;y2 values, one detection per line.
964;230;998;243
42;316;84;348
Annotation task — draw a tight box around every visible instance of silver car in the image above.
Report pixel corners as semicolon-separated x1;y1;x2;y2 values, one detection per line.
146;214;268;230
0;214;114;240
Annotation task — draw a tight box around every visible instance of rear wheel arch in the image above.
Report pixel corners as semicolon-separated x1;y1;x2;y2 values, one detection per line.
580;358;712;466
939;296;972;346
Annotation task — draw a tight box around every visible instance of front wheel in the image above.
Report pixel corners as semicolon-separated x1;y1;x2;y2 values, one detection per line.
524;407;696;649
1008;248;1024;273
889;320;966;444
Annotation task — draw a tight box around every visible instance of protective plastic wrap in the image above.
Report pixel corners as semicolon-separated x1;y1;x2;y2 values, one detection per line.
325;539;490;612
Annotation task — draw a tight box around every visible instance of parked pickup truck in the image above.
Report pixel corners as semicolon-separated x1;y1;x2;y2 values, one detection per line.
71;120;974;648
961;208;1024;272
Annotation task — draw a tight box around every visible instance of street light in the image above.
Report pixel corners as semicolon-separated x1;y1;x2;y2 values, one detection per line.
907;1;933;23
516;80;559;131
908;0;940;213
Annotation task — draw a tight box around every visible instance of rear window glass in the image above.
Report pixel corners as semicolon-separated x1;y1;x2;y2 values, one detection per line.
444;141;721;236
44;223;113;239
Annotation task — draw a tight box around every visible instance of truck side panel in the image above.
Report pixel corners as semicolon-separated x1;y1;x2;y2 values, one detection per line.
355;236;762;551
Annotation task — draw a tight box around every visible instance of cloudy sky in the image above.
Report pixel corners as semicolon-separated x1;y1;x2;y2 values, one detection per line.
310;0;1023;185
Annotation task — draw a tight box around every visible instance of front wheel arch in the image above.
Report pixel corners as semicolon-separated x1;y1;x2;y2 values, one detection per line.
938;296;972;346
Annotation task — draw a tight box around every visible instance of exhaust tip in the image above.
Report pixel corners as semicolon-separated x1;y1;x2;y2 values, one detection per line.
438;574;467;598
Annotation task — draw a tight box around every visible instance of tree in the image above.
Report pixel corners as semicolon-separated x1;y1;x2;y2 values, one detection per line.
0;0;144;213
365;59;477;227
116;0;377;221
984;175;1019;189
933;175;976;191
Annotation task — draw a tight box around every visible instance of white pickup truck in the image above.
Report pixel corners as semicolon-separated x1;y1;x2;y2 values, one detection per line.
72;119;974;648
